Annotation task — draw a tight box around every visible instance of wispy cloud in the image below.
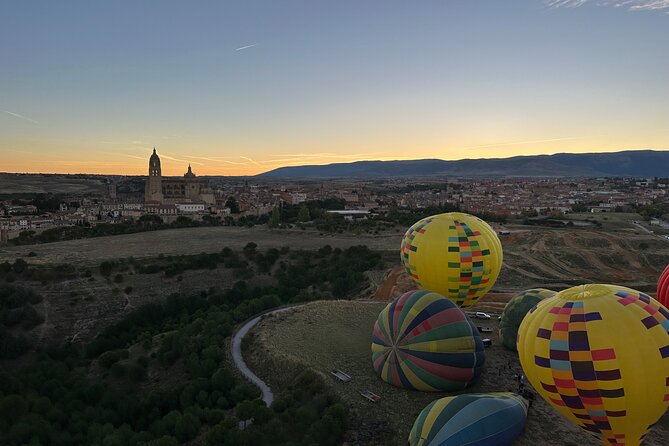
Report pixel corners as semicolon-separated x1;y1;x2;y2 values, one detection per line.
235;43;259;51
160;153;204;166
99;151;147;161
0;109;38;124
546;0;669;12
185;155;250;166
239;156;260;166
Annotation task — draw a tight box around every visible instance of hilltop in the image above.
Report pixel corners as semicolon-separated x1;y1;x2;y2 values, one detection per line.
258;150;669;178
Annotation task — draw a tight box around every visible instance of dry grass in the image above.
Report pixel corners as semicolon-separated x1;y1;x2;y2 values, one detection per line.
0;174;107;195
246;300;669;446
2;225;664;295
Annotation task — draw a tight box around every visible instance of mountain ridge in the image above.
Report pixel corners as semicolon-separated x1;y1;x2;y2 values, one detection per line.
257;150;669;178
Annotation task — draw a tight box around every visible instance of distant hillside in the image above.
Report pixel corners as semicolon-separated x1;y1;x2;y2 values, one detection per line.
257;150;669;178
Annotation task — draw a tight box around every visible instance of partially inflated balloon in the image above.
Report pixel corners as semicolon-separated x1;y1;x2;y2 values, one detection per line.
371;290;485;391
499;288;556;351
657;264;669;308
408;392;528;446
400;212;502;308
518;284;669;445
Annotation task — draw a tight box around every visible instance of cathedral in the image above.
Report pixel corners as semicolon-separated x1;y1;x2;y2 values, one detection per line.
144;149;215;205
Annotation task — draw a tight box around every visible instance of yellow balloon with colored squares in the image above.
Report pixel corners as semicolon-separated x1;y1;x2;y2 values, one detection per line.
517;284;669;445
400;212;503;308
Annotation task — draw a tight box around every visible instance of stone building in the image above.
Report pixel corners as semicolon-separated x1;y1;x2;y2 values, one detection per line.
144;149;215;205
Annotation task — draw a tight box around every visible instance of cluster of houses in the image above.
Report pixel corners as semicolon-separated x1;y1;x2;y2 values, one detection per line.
1;175;667;242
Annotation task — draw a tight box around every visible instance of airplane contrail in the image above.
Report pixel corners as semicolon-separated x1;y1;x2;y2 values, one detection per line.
1;109;38;124
240;156;260;166
235;43;259;51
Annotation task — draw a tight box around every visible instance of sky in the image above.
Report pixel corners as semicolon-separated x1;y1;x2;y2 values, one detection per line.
1;0;668;176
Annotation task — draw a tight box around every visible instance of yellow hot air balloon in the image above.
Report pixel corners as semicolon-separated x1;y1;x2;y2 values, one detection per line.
517;284;669;445
400;212;503;308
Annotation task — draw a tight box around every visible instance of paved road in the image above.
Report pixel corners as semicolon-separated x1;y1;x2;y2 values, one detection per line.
231;306;302;407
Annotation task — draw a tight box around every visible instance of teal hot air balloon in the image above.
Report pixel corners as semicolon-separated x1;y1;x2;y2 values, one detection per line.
371;290;485;391
408;393;528;446
499;288;556;351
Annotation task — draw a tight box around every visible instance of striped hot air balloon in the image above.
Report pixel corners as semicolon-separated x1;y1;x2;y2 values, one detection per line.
657;264;669;308
371;290;485;391
400;212;503;308
518;284;669;445
408;393;529;446
499;288;556;351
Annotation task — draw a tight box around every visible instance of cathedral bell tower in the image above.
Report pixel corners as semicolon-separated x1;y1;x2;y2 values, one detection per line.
145;148;164;203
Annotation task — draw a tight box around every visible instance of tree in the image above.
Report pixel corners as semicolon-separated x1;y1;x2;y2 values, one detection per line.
571;203;588;213
298;204;311;222
268;208;280;228
175;413;200;442
100;261;114;277
225;197;240;214
138;214;163;226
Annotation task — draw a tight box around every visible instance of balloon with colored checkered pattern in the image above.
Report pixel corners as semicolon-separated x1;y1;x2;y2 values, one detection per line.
408;392;528;446
371;289;485;391
657;264;669;308
517;284;669;445
499;288;556;351
400;212;503;308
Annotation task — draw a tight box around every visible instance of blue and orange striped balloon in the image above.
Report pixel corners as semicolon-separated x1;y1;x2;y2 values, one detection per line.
408;393;529;446
371;290;485;391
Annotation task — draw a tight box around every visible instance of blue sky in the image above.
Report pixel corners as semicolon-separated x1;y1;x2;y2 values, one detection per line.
1;0;668;174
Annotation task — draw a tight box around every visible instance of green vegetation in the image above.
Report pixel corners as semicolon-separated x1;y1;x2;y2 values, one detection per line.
0;245;381;445
0;284;44;358
9;214;271;246
0;259;78;284
269;200;466;234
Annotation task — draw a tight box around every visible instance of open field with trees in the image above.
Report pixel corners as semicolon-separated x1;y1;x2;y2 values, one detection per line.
246;300;669;446
0;174;108;195
1;221;667;445
0;245;383;445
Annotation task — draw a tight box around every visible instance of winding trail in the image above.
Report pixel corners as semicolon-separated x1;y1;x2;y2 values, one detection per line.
231;306;302;406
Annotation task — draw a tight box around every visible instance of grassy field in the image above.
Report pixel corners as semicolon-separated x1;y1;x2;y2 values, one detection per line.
246;300;669;446
0;226;401;266
0;173;108;195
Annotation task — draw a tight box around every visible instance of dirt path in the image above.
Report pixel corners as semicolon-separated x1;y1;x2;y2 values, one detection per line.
231;306;302;406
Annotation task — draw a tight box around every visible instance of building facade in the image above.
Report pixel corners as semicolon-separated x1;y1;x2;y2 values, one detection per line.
144;149;215;205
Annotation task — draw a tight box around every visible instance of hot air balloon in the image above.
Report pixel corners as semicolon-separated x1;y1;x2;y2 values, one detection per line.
499;288;556;351
400;212;503;308
517;284;669;445
371;289;485;391
657;264;669;308
408;392;528;446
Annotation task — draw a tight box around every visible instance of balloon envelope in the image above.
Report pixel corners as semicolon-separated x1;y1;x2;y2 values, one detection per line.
517;284;669;445
371;290;485;391
499;288;556;351
400;212;503;308
657;264;669;308
408;392;528;446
